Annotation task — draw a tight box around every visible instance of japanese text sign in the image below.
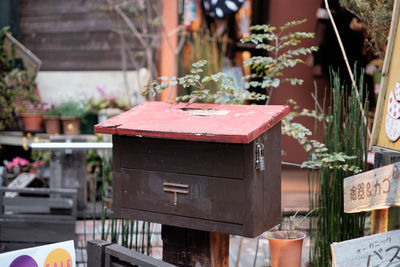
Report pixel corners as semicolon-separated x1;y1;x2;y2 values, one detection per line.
344;163;400;213
331;229;400;267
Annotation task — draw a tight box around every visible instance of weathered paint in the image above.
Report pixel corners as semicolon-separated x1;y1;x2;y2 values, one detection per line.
94;101;289;144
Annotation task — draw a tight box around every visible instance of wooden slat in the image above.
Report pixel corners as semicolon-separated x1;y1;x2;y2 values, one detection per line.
20;11;111;34
119;207;243;236
343;163;400;213
263;123;282;230
0;220;75;243
0;187;77;195
20;32;140;53
18;0;145;70
4;197;73;210
19;0;105;16
331;229;400;267
106;244;177;267
210;232;229;267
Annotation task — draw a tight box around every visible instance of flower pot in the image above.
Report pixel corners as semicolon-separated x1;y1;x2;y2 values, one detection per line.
22;113;44;132
61;116;81;135
44;116;61;135
267;231;306;267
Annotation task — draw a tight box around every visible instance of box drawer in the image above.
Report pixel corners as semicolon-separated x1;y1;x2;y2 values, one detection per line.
116;168;247;225
118;136;245;179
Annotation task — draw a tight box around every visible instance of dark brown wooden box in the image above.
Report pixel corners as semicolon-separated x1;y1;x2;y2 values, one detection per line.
95;102;289;238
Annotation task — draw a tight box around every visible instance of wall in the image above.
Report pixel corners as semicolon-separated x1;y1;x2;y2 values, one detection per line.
268;0;329;164
19;0;142;70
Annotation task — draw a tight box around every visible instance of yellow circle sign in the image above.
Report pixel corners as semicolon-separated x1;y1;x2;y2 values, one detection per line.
44;248;72;267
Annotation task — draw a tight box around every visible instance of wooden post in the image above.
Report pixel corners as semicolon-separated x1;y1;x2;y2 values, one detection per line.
50;136;87;210
373;151;400;233
161;225;229;267
87;240;112;267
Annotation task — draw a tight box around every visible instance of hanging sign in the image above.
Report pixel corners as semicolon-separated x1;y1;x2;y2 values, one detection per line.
343;163;400;213
0;240;76;267
331;230;400;267
371;0;400;151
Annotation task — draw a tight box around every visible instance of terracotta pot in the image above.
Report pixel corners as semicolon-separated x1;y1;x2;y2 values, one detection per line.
267;231;306;267
22;113;44;132
61;116;81;135
44;116;61;135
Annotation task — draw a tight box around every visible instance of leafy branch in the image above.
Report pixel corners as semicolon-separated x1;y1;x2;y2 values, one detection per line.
241;19;318;104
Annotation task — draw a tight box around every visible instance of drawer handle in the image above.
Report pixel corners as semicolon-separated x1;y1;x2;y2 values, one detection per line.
163;182;189;206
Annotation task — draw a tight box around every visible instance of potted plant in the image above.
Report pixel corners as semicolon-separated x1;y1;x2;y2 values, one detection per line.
265;210;314;267
17;93;45;132
1;28;39;131
59;101;84;135
94;85;130;123
43;104;61;135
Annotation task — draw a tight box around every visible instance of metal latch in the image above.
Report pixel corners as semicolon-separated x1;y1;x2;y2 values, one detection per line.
256;139;265;172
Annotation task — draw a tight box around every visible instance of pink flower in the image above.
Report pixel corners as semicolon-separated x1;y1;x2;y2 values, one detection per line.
43;103;52;111
7;157;30;169
104;95;109;101
96;85;106;96
14;157;29;166
33;161;45;167
112;93;118;101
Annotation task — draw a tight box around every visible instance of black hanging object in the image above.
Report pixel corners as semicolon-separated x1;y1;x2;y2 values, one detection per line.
201;0;245;19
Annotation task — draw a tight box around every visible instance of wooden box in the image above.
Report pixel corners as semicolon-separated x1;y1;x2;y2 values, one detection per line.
95;102;289;238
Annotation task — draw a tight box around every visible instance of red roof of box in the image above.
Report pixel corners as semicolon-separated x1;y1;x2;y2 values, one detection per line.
94;101;289;144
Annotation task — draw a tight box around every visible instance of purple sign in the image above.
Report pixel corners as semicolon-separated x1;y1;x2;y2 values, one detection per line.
9;255;38;267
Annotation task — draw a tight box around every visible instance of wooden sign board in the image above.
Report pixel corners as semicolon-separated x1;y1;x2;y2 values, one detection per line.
344;163;400;213
370;0;400;151
331;229;400;267
5;173;36;198
2;32;41;76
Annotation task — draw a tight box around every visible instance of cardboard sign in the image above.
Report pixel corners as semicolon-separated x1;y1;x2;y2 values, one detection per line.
371;0;400;151
0;240;75;267
344;163;400;213
331;229;400;267
5;173;36;198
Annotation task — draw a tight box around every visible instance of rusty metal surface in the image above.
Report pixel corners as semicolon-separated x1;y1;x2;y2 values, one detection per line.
94;102;289;144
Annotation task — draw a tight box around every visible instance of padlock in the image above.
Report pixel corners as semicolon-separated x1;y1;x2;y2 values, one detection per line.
256;140;265;171
258;156;265;171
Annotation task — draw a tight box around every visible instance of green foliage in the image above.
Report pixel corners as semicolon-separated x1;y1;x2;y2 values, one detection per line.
241;19;318;103
340;0;393;58
309;70;368;266
59;101;85;118
144;60;266;104
44;105;61;117
0;27;37;129
282;99;362;173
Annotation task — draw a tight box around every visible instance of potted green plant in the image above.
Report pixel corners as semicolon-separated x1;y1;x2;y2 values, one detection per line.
43;104;61;135
265;210;313;267
59;101;84;135
16;91;45;132
0;28;39;131
95;85;130;123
